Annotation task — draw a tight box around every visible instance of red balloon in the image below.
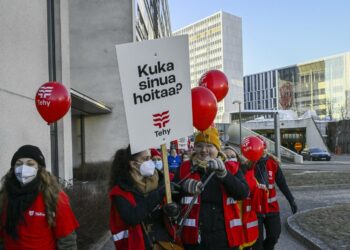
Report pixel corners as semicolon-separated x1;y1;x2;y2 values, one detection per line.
192;86;218;131
199;70;229;102
35;82;71;125
241;136;264;161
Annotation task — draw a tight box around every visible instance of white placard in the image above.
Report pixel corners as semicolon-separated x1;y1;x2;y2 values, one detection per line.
178;137;189;150
116;36;193;153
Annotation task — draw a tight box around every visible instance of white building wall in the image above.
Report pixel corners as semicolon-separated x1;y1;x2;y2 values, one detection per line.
0;0;73;180
69;0;134;163
0;0;51;176
174;11;243;124
222;12;243;123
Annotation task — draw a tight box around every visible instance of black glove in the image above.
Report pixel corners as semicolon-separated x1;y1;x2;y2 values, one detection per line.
290;201;298;214
208;158;227;178
181;179;203;194
163;202;180;219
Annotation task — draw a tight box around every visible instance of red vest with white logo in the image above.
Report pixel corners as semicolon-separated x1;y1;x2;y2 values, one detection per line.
109;186;145;250
241;169;259;246
265;158;280;213
1;192;79;250
178;160;244;247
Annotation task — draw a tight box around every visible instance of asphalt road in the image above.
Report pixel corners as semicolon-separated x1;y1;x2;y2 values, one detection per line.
275;155;350;250
101;155;350;250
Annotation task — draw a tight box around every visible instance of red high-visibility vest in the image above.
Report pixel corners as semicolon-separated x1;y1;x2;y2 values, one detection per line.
241;169;259;246
178;160;244;247
265;158;280;213
109;186;145;250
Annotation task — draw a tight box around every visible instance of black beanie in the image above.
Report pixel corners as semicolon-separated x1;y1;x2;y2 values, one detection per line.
11;145;46;167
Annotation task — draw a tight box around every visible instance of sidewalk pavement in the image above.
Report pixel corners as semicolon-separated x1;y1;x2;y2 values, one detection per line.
287;204;350;250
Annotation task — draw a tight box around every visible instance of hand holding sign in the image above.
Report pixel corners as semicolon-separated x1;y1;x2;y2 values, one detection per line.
192;86;217;131
241;136;264;161
199;70;229;102
35;82;71;125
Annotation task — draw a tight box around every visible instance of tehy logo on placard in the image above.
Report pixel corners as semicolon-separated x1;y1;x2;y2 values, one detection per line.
37;86;54;99
153;110;170;128
153;110;171;138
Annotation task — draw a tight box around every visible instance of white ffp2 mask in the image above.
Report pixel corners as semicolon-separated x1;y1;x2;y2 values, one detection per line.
140;160;156;177
154;160;163;170
15;165;38;185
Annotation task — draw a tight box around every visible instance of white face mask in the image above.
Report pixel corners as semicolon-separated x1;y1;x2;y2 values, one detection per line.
154;160;163;170
15;165;38;185
139;160;156;177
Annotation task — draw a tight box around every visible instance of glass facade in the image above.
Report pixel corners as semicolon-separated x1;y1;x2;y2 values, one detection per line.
135;0;172;41
244;53;350;120
278;53;350;119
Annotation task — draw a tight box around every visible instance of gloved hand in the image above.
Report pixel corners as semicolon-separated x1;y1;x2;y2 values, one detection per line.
290;200;298;214
257;183;268;191
163;202;180;219
208;158;227;178
181;179;203;194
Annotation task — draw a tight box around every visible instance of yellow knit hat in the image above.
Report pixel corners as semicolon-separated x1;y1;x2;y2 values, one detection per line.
194;127;221;150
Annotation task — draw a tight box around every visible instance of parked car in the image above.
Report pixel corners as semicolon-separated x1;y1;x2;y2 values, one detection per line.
301;147;331;161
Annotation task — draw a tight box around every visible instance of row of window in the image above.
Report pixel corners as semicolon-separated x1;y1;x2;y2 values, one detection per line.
244;89;276;102
244;98;277;110
243;73;277;92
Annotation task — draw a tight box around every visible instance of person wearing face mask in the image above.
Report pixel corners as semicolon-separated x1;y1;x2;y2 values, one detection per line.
174;127;249;250
252;138;297;250
151;148;163;171
223;146;242;164
109;145;182;250
0;145;79;250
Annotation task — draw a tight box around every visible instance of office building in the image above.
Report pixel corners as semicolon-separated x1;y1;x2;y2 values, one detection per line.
243;52;350;120
174;11;243;123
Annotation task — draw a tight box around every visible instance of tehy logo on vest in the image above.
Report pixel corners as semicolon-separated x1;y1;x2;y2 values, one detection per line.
268;170;273;180
153;110;171;138
28;210;46;217
37;86;53;107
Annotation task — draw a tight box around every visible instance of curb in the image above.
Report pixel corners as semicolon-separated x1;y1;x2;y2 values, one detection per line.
287;207;333;250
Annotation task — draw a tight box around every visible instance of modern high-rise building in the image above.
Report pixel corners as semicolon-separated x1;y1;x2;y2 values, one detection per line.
174;11;243;124
135;0;172;41
243;52;350;120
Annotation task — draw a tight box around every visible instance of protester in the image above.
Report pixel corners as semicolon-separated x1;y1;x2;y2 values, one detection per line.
151;148;163;171
0;145;79;249
223;145;243;164
109;145;180;250
239;160;268;250
252;140;297;250
175;127;249;250
168;148;182;173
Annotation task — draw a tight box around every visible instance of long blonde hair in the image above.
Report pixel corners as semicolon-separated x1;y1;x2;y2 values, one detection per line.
0;167;61;228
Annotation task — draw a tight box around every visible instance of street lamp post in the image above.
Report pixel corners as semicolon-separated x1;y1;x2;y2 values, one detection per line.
232;100;242;145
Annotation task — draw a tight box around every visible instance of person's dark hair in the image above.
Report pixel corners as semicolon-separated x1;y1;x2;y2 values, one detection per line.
109;145;142;190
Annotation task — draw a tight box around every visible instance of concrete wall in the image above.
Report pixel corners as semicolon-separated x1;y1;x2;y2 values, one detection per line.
0;0;51;176
243;118;328;151
222;12;243;123
0;0;73;181
69;0;134;163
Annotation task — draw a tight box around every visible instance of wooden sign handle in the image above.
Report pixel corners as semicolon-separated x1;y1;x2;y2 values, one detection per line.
161;144;172;203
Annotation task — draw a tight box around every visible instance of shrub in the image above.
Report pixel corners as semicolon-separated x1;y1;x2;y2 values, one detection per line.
73;161;111;181
64;162;111;249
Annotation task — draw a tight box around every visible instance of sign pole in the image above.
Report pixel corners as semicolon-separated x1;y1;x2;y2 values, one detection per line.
161;144;172;203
